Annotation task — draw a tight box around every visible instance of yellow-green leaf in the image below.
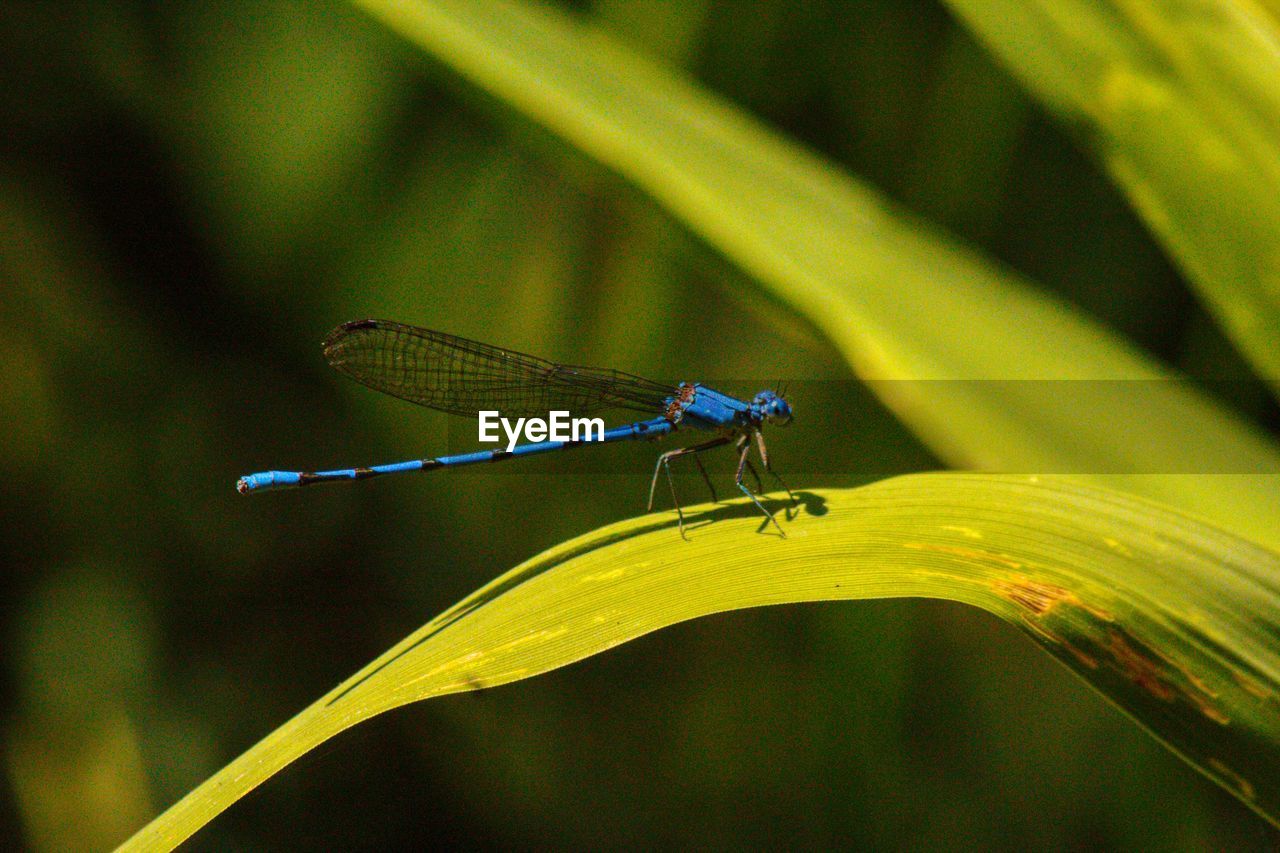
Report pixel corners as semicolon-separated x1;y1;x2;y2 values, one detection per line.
343;0;1280;551
120;475;1280;849
942;0;1280;390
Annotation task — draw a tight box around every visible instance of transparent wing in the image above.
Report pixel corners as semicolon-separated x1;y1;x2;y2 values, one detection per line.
322;319;674;418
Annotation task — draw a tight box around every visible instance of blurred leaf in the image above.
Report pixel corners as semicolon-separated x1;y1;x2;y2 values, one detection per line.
122;475;1280;848
9;565;156;851
335;0;1280;552
899;26;1029;241
592;0;710;67
159;1;407;279
941;0;1280;390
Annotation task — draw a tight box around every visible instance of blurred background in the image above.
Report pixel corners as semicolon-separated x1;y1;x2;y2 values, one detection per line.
2;0;1277;849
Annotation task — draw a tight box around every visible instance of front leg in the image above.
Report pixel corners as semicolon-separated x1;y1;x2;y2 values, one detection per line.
754;429;796;506
736;434;765;494
735;437;786;537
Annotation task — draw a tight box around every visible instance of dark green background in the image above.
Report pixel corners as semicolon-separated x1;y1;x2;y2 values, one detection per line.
2;0;1276;848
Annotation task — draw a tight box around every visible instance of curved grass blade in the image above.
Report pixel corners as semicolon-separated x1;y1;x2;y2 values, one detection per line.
121;474;1280;849
345;0;1280;551
942;0;1280;390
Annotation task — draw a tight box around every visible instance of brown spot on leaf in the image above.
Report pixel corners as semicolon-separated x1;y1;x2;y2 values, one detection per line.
978;574;1116;670
1170;659;1219;701
991;576;1074;616
988;573;1113;622
1106;629;1177;701
1196;701;1230;726
1062;643;1100;670
1233;670;1273;701
906;548;1235;727
903;542;1025;571
1104;629;1227;724
1208;758;1255;801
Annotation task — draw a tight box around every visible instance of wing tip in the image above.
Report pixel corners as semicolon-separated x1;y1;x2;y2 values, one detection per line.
322;318;386;355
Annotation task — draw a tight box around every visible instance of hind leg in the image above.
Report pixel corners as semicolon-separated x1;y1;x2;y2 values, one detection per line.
735;438;785;537
647;436;732;537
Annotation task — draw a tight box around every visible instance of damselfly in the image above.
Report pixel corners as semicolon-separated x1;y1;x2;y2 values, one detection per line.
237;320;795;536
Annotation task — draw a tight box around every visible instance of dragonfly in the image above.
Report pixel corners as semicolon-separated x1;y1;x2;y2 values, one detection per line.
237;319;795;537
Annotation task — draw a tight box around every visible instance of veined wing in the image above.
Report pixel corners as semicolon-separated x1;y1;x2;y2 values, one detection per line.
322;320;673;418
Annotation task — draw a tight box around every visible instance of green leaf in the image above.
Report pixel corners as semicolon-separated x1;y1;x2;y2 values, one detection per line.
342;0;1280;551
941;0;1280;390
120;475;1280;848
118;3;1280;846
